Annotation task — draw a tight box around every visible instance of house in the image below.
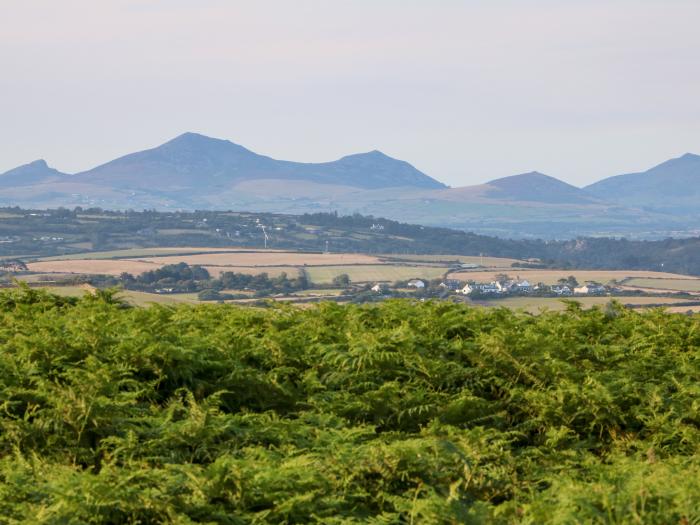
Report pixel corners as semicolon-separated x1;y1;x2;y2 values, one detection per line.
515;279;532;293
439;279;461;291
551;285;572;296
371;283;389;293
574;283;607;295
407;279;426;289
461;282;500;295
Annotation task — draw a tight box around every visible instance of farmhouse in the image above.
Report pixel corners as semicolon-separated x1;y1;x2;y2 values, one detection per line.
551;285;572;296
371;283;389;293
574;282;607;295
0;260;28;272
407;279;426;289
461;282;500;295
439;279;462;290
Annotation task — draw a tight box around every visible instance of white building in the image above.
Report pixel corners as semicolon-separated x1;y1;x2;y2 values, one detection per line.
574;283;607;295
407;279;426;289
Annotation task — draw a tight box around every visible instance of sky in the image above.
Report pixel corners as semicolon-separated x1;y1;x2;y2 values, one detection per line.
1;0;699;188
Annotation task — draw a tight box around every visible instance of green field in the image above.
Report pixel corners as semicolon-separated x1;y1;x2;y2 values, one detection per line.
476;295;694;313
35;247;246;261
305;264;448;284
380;254;522;267
623;277;700;292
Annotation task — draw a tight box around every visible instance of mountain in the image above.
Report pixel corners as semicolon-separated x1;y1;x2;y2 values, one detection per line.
1;135;699;239
483;171;601;205
71;132;445;191
0;159;67;188
585;153;700;212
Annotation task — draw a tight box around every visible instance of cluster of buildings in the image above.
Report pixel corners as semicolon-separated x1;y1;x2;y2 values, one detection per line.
367;276;611;298
456;278;609;297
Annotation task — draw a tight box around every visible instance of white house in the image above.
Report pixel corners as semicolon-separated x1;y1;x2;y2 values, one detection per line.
439;279;462;291
407;279;426;289
515;279;532;293
551;285;572;296
371;283;388;293
574;283;607;295
462;282;500;295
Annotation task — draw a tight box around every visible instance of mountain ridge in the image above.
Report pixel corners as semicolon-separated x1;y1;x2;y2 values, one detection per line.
67;132;446;191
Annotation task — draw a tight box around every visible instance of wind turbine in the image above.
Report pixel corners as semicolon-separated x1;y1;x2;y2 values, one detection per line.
259;224;269;249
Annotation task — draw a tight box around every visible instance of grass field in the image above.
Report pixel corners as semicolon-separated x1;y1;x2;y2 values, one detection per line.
380;254;523;267
17;284;201;306
27;259;162;276
35;247;280;261
622;277;700;293
203;266;299;278
475;295;694;313
449;269;697;285
305;264;448;284
140;252;381;267
292;289;346;297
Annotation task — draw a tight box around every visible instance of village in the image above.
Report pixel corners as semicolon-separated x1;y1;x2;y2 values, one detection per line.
369;275;612;299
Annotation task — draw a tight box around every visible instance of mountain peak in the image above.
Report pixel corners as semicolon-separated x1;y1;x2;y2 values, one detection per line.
0;159;66;188
66;133;445;191
486;171;599;205
27;159;49;168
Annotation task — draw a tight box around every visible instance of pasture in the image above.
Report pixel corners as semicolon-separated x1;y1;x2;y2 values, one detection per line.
474;295;696;313
305;264;448;284
138;251;381;267
380;254;523;267
449;269;697;285
622;277;700;293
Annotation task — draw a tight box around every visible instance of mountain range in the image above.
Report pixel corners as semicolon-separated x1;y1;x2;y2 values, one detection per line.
2;132;699;239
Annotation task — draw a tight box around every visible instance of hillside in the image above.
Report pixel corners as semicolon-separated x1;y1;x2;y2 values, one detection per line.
0;159;67;188
483;171;601;204
69;132;446;191
2;138;700;238
585;153;700;212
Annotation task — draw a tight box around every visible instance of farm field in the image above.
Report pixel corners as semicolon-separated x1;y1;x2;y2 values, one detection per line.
475;295;696;313
27;259;162;276
138;251;381;267
622;277;700;293
305;264;448;284
12;283;202;306
380;254;523;267
36;247;286;261
201;265;299;278
449;269;698;285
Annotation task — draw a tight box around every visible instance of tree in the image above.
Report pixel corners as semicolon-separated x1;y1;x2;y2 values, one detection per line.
332;273;351;287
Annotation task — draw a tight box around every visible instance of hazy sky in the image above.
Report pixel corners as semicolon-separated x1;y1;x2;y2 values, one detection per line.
2;0;699;187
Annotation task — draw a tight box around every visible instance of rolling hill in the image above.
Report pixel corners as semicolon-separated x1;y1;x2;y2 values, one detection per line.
585;153;700;212
482;171;602;205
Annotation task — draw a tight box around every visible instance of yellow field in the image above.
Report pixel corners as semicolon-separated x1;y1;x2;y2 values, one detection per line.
36;247;279;261
622;278;700;293
202;266;299;278
305;265;448;284
27;259;162;276
139;252;381;267
380;254;523;267
475;296;694;313
449;269;696;285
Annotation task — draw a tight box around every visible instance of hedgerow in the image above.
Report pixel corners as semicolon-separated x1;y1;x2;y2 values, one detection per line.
0;288;699;523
